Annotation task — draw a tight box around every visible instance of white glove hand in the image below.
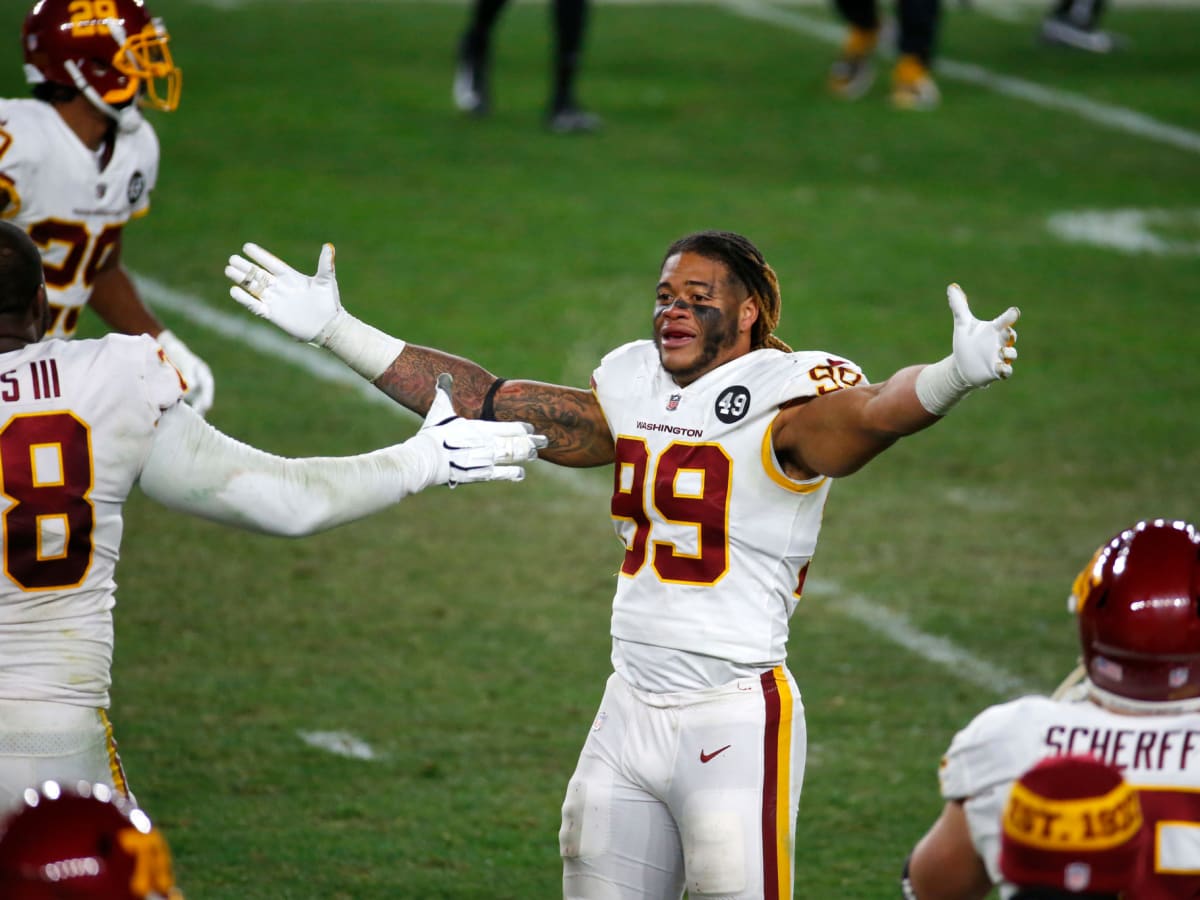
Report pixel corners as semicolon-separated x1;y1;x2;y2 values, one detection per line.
914;284;1020;416
948;283;1020;386
156;329;215;417
225;242;406;380
415;374;548;487
226;242;342;343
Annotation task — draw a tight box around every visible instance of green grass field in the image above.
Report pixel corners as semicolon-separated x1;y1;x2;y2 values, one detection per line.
3;0;1198;895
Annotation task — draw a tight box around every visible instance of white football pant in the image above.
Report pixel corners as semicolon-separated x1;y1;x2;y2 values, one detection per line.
561;667;806;899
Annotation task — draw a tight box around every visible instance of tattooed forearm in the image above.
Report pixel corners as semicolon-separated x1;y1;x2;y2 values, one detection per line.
370;346;613;468
367;348;609;468
493;381;614;468
371;345;501;416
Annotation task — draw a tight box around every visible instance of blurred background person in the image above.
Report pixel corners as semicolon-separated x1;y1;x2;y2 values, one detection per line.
903;518;1200;899
0;779;183;899
4;0;215;414
1040;0;1119;54
828;0;942;109
453;0;601;133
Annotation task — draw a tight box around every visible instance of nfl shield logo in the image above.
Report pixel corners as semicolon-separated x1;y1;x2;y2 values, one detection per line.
666;393;681;411
1170;666;1189;688
1064;862;1092;892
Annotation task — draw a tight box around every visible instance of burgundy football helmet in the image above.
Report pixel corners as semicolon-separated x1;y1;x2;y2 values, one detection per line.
22;0;181;131
0;781;183;899
1072;519;1200;712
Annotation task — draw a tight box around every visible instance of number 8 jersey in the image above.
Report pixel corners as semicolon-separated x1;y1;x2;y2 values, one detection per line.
0;335;183;708
592;340;866;669
0;98;160;338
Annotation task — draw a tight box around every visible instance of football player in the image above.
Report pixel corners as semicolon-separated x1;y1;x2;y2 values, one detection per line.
0;780;183;899
903;518;1200;899
828;0;943;109
453;0;600;132
224;229;1019;899
0;0;214;414
0;220;545;808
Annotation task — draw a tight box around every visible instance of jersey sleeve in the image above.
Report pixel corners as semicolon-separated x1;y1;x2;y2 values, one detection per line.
938;697;1051;888
127;334;186;415
138;403;446;536
591;339;656;437
129;123;160;219
0;102;41;220
938;698;1045;801
775;350;870;405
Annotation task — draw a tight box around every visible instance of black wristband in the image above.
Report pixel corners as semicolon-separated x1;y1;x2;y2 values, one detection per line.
481;378;507;421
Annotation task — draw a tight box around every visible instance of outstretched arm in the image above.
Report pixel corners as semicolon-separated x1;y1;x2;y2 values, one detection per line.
775;284;1019;479
138;378;545;536
226;242;614;468
375;353;611;468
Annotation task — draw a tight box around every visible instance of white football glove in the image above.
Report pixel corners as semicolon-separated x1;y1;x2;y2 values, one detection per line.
225;242;405;380
915;284;1020;416
948;284;1019;386
156;329;215;417
226;242;341;343
413;374;547;487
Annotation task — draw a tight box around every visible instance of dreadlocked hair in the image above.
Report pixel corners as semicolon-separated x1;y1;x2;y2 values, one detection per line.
663;230;792;353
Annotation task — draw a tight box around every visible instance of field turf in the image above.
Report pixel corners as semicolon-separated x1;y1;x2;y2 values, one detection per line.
1;0;1197;895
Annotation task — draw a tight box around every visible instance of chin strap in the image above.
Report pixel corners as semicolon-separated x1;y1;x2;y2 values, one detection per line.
63;59;144;133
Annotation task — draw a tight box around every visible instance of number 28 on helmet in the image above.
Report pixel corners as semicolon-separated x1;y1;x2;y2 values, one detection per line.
22;0;181;131
1071;519;1200;713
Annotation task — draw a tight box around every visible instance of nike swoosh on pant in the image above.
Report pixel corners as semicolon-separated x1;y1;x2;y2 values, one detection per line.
699;745;731;763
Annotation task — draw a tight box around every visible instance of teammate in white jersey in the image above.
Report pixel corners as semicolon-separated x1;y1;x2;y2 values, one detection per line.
0;220;545;809
223;229;1020;899
0;0;214;415
904;518;1200;900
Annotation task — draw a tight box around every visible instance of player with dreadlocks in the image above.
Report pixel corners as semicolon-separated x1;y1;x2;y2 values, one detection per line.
222;228;1021;899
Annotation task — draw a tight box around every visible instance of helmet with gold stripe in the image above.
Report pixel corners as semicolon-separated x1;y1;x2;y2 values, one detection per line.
1072;519;1200;713
0;780;183;899
22;0;181;131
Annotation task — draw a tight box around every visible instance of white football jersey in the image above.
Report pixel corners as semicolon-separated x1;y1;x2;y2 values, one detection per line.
592;340;866;666
940;694;1200;897
0;335;183;708
0;98;159;338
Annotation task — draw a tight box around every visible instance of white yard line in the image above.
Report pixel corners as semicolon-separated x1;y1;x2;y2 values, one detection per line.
137;274;1033;703
297;730;381;760
806;578;1034;695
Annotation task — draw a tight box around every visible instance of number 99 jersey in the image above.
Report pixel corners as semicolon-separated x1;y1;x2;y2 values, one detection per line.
0;98;160;338
591;340;866;667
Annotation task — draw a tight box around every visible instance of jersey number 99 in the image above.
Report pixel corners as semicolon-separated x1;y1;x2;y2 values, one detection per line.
611;437;732;585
